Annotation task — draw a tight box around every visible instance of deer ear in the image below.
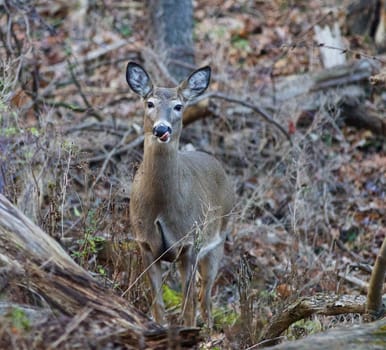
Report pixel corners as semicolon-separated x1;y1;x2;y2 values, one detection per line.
126;62;153;97
178;66;211;101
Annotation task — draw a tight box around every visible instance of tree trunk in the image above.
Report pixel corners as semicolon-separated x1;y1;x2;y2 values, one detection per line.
346;0;385;51
147;0;195;82
367;237;386;318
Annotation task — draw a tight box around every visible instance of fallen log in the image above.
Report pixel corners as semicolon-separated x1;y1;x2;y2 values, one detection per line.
259;237;386;348
267;316;386;350
262;59;384;137
339;97;386;137
0;194;201;349
260;293;367;346
185;59;383;143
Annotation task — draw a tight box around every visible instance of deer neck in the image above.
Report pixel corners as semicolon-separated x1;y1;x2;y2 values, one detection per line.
142;135;180;189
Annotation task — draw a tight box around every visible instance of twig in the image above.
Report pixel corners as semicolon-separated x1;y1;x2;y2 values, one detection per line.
338;272;368;292
60;146;73;239
49;308;92;349
67;59;103;121
120;214;222;297
316;43;386;64
89;129;133;191
43;39;129;74
42;100;91;113
142;46;178;85
19;39;133;113
333;236;369;266
200;91;292;143
65;120;129;136
246;337;286;349
267;9;335;104
169;59;197;72
85;134;144;164
15;67;59;113
327;223;369;266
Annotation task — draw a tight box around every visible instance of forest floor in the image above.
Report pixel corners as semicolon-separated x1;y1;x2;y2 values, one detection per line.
0;0;385;349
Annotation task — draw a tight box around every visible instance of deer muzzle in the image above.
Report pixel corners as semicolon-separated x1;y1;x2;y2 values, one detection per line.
153;121;172;143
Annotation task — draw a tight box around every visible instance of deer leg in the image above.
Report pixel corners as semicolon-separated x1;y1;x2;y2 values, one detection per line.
140;247;166;325
198;239;224;329
178;245;197;326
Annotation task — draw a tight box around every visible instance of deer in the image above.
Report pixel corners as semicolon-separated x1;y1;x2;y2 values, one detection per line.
126;62;235;328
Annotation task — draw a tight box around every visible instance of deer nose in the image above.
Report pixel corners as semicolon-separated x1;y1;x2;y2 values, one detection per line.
153;122;172;143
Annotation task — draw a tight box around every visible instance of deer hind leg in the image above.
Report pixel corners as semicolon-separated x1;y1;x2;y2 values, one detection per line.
178;245;197;326
197;231;225;329
140;244;166;325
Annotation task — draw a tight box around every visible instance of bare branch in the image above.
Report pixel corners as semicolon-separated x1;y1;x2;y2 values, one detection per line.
84;135;144;164
261;294;367;345
67;59;103;121
201;92;292;143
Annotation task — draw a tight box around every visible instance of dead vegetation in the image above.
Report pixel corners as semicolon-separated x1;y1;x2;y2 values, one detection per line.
0;0;385;349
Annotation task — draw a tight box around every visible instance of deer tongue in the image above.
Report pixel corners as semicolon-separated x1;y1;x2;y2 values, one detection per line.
159;131;170;142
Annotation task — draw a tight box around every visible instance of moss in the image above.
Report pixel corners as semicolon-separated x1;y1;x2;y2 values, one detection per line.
288;318;323;340
372;324;386;336
162;285;182;309
212;307;238;329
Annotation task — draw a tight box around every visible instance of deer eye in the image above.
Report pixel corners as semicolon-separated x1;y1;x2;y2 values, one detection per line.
147;101;154;109
174;104;183;112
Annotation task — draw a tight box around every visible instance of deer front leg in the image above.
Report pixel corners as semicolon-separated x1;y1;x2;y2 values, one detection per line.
178;245;197;326
140;245;166;325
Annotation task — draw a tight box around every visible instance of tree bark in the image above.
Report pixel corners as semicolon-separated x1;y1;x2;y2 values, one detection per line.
346;0;385;51
147;0;195;82
267;317;386;350
260;294;367;346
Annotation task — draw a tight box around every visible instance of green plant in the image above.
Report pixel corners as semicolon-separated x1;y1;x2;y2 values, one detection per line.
97;264;107;277
287;318;323;340
71;210;105;268
162;284;182;310
28;127;40;137
118;23;132;37
9;307;30;331
212;306;238;329
2;126;18;137
231;36;250;51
